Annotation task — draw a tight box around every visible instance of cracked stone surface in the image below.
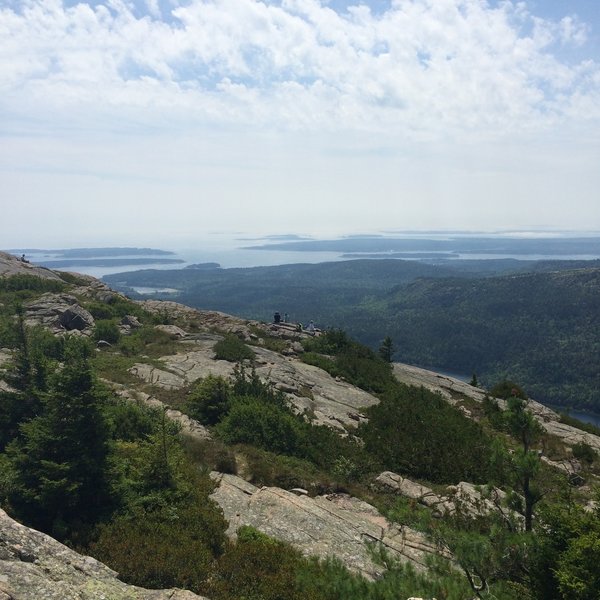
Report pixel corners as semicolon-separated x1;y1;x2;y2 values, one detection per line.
24;293;94;334
0;509;208;600
373;472;521;524
210;472;444;580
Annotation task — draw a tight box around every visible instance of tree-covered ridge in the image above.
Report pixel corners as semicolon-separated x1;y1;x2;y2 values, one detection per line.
1;268;599;600
105;260;600;411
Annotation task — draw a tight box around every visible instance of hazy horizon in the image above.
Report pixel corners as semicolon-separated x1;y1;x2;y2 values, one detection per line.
2;1;599;246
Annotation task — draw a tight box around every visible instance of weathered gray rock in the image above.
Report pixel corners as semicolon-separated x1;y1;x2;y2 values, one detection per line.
112;386;211;442
155;324;188;338
374;472;443;507
210;472;445;580
129;340;379;431
0;349;13;393
58;304;95;331
0;252;63;281
71;277;125;304
24;294;94;334
129;363;187;390
374;472;519;522
0;509;208;600
121;314;142;328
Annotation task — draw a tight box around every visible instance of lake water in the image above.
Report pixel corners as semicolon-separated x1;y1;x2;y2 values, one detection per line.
550;408;600;428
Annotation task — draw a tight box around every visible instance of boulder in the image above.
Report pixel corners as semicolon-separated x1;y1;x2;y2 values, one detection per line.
0;509;208;600
128;340;379;431
121;314;142;328
25;294;94;334
128;364;186;390
374;472;520;522
155;324;188;338
59;304;95;331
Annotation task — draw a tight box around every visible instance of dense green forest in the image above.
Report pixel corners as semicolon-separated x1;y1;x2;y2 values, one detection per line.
105;259;600;411
2;272;600;599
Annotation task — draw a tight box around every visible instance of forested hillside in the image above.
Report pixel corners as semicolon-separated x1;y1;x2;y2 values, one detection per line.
105;260;600;411
2;258;600;599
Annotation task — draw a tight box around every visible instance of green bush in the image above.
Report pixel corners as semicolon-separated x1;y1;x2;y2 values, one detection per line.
0;275;65;293
571;441;596;464
559;413;600;436
186;375;232;425
213;334;255;362
207;527;312;600
489;380;528;400
90;505;218;593
361;383;492;483
94;319;121;344
216;400;303;455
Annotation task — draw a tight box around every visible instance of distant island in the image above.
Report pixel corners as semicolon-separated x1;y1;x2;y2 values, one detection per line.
242;235;600;257
184;262;221;270
37;258;184;268
6;247;175;258
340;252;459;259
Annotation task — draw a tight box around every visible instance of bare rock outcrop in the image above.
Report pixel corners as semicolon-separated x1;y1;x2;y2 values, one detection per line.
374;472;519;523
210;472;445;580
24;293;94;334
0;252;63;282
129;339;378;430
0;508;208;600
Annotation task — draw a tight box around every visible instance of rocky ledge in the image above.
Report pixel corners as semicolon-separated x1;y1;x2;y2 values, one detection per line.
0;509;208;600
129;338;378;431
0;252;62;281
209;472;446;580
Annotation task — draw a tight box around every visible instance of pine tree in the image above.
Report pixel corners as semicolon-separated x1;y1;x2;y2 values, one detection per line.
7;337;109;537
0;306;43;450
378;336;395;363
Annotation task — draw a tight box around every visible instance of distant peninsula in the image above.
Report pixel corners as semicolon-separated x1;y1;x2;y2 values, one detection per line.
37;258;184;268
7;247;175;258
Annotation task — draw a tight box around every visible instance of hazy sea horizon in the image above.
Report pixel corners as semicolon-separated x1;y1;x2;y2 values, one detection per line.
7;230;600;279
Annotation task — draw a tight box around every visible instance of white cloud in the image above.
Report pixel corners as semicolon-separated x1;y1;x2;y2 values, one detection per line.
1;0;598;138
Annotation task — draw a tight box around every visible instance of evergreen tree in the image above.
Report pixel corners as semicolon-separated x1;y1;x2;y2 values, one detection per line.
0;306;44;449
378;336;395;363
7;337;109;537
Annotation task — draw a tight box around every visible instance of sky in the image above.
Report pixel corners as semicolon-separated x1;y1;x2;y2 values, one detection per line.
1;0;599;248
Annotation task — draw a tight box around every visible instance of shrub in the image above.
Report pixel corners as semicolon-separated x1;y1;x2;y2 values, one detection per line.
489;380;528;400
90;506;217;593
0;275;65;293
361;383;492;483
213;334;255;362
216;400;303;455
94;319;121;344
572;441;596;464
207;527;311;600
186;375;232;425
